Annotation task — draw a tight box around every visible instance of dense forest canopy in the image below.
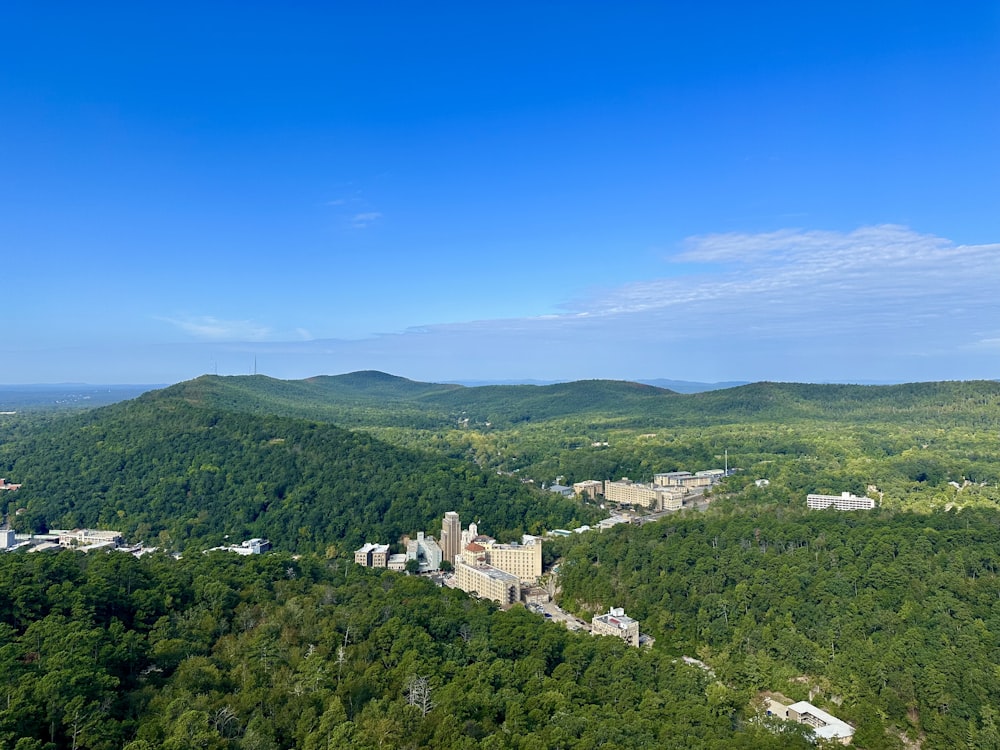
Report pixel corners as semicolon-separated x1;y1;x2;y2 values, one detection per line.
0;550;815;750
554;503;1000;749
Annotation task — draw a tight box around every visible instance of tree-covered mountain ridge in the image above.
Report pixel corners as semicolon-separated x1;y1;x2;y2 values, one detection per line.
165;372;1000;428
0;390;592;553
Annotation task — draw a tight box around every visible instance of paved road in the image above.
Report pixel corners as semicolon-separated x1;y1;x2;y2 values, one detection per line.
532;599;591;632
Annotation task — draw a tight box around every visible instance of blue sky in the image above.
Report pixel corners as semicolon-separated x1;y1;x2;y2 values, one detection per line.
2;2;998;384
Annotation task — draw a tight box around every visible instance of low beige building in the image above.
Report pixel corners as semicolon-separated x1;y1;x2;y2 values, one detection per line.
572;480;604;500
454;560;521;606
521;586;549;605
591;607;640;647
604;479;684;510
766;696;854;745
354;542;391;567
58;529;122;548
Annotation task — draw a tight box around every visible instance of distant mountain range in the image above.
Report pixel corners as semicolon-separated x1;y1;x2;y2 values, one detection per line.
142;370;1000;430
448;378;749;393
0;384;165;410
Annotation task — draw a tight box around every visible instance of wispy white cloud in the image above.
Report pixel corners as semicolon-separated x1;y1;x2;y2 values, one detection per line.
351;225;1000;381
351;211;382;229
144;226;1000;383
157;315;274;341
565;225;998;330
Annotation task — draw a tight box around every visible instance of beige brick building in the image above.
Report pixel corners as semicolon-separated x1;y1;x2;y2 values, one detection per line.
482;539;543;582
591;607;640;647
572;480;604;500
454;561;521;606
354;542;390;567
603;479;684;510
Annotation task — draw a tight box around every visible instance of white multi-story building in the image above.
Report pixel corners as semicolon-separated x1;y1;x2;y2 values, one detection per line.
767;698;855;745
654;471;715;488
406;532;443;572
807;492;876;511
460;522;479;549
233;538;271;555
653;471;693;486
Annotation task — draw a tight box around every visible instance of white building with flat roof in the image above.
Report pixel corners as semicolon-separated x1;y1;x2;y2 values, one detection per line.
406;532;443;572
807;492;876;511
768;698;854;745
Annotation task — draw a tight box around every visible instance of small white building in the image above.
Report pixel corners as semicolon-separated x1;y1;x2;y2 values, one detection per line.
235;538;271;555
205;538;271;556
768;698;855;745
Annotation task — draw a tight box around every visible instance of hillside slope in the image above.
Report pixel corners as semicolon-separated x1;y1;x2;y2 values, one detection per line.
0;393;591;553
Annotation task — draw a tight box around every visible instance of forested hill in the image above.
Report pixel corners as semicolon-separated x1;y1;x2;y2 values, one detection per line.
0;394;591;553
164;372;680;427
161;372;1000;429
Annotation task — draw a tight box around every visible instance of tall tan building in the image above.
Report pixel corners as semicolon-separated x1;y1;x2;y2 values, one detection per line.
441;511;461;563
482;539;543;583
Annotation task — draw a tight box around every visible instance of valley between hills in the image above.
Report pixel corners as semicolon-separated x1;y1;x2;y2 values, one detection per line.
2;372;1000;749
